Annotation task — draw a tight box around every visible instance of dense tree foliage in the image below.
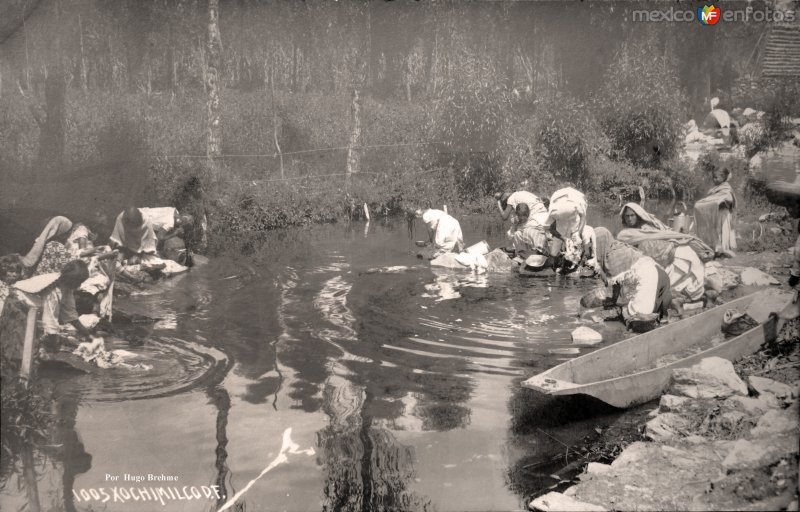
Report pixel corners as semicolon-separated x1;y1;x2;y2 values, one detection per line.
0;0;795;252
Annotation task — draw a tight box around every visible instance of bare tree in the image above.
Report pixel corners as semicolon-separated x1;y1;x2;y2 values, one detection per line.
206;0;222;160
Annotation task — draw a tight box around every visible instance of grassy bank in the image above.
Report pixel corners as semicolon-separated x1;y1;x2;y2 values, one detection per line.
1;59;798;256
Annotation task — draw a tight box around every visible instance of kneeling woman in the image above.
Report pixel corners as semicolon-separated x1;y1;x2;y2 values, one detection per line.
417;209;465;259
618;202;714;303
40;260;94;348
594;227;672;331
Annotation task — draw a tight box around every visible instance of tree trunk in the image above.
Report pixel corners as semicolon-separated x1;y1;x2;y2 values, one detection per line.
38;65;66;171
271;57;284;180
422;15;435;97
206;0;223;160
291;44;298;93
405;54;412;102
346;88;362;188
78;14;88;92
22;5;31;91
167;22;176;94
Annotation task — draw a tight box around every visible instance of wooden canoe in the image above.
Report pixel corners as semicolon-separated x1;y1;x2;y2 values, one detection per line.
522;289;792;408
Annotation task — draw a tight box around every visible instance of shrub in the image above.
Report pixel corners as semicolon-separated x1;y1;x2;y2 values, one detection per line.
429;58;511;200
495;94;610;195
661;156;704;203
596;41;686;167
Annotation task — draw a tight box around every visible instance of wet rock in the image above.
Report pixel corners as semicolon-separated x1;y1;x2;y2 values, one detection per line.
659;394;691;412
485;249;514;272
750;406;799;437
721;435;799;470
749;376;796;401
571;326;603;345
671;357;748;399
581;287;610;308
530;492;608;512
645;412;692;442
739;267;779;287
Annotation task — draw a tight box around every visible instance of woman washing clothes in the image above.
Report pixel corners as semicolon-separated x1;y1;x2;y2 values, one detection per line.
694;166;737;258
495;190;547;222
109;207;158;264
545;187;596;273
416;208;465;259
20;216;74;276
618;202;716;305
38;260;95;351
592;227;674;332
508;203;571;273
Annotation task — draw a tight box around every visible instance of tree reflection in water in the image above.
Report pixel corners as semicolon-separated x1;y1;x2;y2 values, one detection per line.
318;368;431;512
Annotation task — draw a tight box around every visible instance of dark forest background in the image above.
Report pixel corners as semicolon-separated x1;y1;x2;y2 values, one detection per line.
0;0;797;253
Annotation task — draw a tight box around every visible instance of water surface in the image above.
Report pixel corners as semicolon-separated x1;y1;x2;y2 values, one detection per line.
1;215;632;512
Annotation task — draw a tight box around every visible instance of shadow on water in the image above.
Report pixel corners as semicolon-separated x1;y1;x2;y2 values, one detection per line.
509;388;622;434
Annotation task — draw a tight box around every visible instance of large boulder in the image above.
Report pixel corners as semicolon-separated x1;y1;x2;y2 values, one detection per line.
670;357;748;399
749;376;797;401
722;435;799;470
740;267;779;287
484;248;515;272
571;326;603;346
750;405;799;438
